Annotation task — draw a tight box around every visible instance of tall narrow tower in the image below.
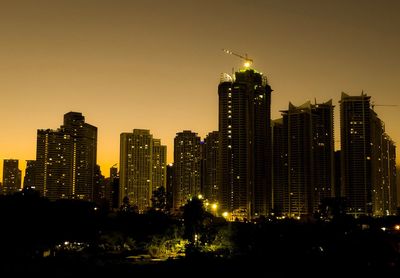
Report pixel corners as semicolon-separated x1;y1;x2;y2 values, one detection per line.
173;131;201;211
218;67;272;219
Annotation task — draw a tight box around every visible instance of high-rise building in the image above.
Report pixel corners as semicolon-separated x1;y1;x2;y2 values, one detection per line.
311;100;335;211
2;159;21;195
271;119;288;215
340;92;397;216
23;160;36;189
109;166;120;210
202;131;219;203
218;68;272;219
35;112;97;201
173;130;201;211
166;163;174;211
276;100;334;217
119;130;167;213
120;129;153;213
152;139;167;189
370;111;397;216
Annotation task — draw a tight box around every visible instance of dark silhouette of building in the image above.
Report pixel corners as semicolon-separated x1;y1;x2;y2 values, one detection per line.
340;92;397;216
218;68;272;219
334;151;341;198
23;160;36;189
35;112;97;201
275;100;334;217
202;131;219;203
173;131;201;211
2;159;21;195
166;163;174;211
93;164;105;204
271;119;287;215
109;166;120;210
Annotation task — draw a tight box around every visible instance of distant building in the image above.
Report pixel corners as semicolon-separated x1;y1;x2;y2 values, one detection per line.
2;159;21;195
119;129;166;213
93;164;105;204
271;119;287;215
340;92;397;216
166;163;174;211
334;151;341;198
109;166;119;210
35;112;97;201
218;68;272;219
202;131;219;203
152;139;167;189
173;131;201;211
23;160;36;189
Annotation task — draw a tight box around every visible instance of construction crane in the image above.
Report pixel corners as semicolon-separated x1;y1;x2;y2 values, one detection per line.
371;102;398;111
222;49;253;68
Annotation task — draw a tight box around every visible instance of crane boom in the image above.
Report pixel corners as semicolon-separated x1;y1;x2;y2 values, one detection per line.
222;48;253;67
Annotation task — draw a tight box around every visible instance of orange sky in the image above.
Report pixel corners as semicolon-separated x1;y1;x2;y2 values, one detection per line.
1;0;399;180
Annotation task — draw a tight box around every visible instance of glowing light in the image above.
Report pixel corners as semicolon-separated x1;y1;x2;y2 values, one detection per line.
198;194;203;200
395;225;400;230
222;211;229;218
211;203;218;210
381;227;386;231
244;61;251;68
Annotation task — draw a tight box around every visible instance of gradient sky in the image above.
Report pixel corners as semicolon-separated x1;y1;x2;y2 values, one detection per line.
1;0;399;179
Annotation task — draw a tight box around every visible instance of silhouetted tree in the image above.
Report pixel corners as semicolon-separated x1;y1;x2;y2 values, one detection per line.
183;197;205;245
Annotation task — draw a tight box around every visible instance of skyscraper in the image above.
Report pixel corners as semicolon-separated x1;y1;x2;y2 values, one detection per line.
152;139;167;189
271;119;287;215
2;159;21;195
340;92;372;216
173;130;201;211
340;92;397;216
120;129;153;213
218;68;272;219
23;160;36;189
202;131;219;203
35;112;97;201
119;129;167;213
276;100;334;217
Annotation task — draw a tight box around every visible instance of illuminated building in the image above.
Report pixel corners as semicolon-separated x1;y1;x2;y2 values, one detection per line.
340;92;397;216
35;112;97;201
23;160;36;189
2;159;21;195
119;129;167;213
276;100;334;217
173;130;201;211
202;131;219;203
218;68;272;218
152;139;167;189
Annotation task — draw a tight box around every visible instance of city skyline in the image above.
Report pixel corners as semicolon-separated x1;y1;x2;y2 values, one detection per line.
1;0;400;180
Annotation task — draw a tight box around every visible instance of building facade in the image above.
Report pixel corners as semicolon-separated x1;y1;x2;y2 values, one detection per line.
23;160;36;189
218;68;272;219
119;129;167;213
35;112;97;201
2;159;21;195
340;92;397;216
202;131;219;203
173;131;201;211
274;100;334;217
